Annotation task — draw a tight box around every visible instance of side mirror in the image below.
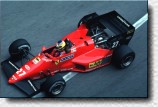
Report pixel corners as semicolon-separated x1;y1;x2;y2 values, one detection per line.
42;46;46;51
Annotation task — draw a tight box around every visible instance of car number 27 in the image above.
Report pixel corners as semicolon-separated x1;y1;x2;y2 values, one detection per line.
16;68;26;77
112;41;119;48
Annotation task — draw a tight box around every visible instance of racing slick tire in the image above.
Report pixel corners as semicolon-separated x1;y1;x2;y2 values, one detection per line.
41;74;66;96
77;13;98;28
112;45;135;69
9;39;31;60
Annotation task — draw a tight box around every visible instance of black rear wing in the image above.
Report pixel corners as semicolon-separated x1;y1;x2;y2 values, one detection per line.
98;11;135;35
86;11;135;36
85;11;135;45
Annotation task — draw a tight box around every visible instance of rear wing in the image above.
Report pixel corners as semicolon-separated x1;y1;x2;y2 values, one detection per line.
85;11;135;45
98;10;135;35
86;10;135;36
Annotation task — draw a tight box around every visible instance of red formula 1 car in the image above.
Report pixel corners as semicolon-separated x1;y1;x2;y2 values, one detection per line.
1;11;135;97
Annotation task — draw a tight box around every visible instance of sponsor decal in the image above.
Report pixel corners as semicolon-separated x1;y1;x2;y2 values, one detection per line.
117;16;130;27
89;59;102;68
55;60;59;65
25;65;30;70
33;57;41;64
71;48;77;52
16;68;26;77
60;54;74;62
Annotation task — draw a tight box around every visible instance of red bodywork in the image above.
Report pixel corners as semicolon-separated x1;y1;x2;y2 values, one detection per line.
8;24;113;84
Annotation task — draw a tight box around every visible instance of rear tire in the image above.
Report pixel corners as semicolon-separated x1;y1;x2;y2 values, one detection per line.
9;39;31;60
112;45;135;69
78;13;98;28
41;74;66;96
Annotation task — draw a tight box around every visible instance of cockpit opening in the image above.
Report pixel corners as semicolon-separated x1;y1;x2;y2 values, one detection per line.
42;38;73;58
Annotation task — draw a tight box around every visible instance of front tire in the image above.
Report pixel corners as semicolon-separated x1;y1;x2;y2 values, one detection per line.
9;39;31;60
41;74;66;96
112;45;135;69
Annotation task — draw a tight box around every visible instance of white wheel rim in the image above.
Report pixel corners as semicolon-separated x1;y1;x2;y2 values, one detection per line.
122;56;134;67
49;81;65;95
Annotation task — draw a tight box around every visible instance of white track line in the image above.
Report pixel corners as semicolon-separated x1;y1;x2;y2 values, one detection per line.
63;13;148;82
63;72;78;82
133;13;148;30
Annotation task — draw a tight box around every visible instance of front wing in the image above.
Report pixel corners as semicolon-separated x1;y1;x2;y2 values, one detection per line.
1;58;46;98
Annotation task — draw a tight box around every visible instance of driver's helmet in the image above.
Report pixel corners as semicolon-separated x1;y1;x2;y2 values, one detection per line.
56;40;66;51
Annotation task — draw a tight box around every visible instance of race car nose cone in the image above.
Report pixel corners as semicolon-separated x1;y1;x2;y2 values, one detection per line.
8;76;18;84
8;78;14;84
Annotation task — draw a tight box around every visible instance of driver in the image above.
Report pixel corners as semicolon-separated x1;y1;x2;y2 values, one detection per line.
51;40;66;57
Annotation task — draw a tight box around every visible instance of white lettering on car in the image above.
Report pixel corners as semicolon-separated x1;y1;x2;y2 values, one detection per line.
117;16;130;27
112;41;119;48
25;65;30;70
16;68;26;77
71;48;76;52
